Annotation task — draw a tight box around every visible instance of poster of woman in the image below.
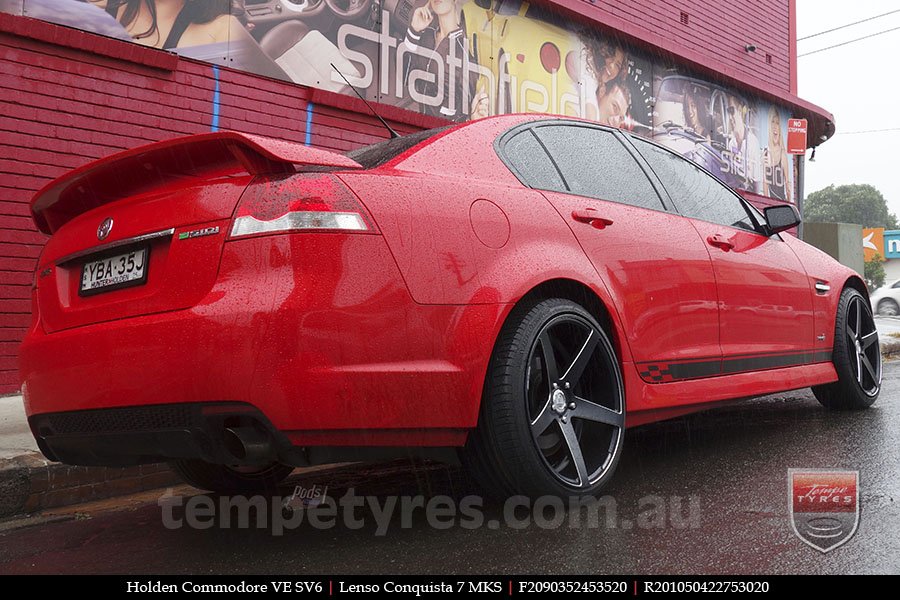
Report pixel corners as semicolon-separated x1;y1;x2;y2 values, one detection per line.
90;0;248;51
577;31;653;134
761;104;794;203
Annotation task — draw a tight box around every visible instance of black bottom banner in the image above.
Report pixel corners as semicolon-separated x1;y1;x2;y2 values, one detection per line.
0;575;887;595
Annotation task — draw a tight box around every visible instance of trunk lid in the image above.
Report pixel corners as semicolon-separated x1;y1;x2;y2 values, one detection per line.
32;132;361;332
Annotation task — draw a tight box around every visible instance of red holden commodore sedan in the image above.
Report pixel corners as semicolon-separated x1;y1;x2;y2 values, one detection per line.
20;115;880;497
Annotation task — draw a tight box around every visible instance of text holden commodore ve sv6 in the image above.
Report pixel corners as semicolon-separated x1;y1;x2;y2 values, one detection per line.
20;115;880;497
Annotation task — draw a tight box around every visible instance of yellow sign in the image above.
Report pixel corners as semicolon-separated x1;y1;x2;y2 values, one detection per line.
863;228;885;262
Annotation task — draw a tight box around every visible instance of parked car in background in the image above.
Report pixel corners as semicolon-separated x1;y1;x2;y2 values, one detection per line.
870;280;900;316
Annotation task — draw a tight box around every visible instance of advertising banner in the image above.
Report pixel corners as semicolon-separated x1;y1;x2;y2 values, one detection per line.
651;74;796;202
863;227;885;262
2;0;801;200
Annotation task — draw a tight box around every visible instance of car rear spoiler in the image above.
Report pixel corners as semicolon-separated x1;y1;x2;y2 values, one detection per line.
30;131;362;234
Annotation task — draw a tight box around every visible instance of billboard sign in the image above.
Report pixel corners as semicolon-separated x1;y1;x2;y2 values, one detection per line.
882;230;900;259
2;0;799;200
863;228;885;262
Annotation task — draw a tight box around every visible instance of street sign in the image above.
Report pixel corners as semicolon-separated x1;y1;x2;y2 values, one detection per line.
863;227;885;262
787;119;808;155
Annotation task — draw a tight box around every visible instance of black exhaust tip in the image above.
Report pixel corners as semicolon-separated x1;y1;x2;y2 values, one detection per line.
223;426;275;463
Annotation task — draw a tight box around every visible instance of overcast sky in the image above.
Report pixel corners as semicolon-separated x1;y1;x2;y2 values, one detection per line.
797;1;900;216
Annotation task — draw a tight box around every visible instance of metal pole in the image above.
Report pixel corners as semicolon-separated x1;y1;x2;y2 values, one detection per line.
797;153;805;239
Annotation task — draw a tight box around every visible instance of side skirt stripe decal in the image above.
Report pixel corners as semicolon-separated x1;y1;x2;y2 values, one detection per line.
637;350;833;383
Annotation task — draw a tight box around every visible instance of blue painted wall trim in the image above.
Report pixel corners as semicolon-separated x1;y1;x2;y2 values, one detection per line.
304;102;314;146
210;65;221;132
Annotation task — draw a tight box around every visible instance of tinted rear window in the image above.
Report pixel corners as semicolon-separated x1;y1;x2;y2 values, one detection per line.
347;126;453;169
533;125;665;211
502;130;566;191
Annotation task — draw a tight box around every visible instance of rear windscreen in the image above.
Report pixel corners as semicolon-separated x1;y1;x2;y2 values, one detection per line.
347;126;453;169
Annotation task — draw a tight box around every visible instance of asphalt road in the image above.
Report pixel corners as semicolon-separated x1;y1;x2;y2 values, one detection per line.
1;364;898;575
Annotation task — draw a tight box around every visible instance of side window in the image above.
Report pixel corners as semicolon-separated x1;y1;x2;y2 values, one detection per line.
631;137;758;232
532;125;665;211
891;281;900;289
501;130;566;191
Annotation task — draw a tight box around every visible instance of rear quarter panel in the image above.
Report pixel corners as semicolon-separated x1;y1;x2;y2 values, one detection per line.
338;169;635;365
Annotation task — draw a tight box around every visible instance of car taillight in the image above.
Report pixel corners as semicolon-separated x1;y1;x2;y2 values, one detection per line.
229;173;375;239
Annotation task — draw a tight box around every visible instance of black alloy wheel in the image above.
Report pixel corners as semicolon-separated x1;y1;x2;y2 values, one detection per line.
464;298;625;498
813;288;881;409
844;293;881;397
526;314;624;489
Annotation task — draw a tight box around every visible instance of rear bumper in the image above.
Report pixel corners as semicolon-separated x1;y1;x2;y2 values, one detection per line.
28;402;290;467
21;233;497;461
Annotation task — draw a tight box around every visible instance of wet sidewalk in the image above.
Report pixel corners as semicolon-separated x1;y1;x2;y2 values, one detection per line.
0;395;36;459
0;393;177;518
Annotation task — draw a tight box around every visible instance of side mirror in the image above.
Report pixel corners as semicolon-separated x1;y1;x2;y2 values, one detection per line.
763;204;801;235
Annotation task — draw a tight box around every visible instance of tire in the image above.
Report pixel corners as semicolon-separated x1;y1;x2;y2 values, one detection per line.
463;298;625;498
877;298;899;317
812;287;881;410
170;459;294;494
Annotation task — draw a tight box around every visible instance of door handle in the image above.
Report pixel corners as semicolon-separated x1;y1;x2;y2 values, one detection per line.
706;234;734;252
571;209;614;230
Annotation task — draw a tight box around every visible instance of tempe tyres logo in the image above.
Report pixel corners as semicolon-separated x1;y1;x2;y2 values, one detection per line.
788;469;859;553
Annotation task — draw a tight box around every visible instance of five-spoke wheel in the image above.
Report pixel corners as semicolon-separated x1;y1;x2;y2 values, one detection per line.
464;298;624;498
527;316;624;489
845;294;881;397
813;288;881;409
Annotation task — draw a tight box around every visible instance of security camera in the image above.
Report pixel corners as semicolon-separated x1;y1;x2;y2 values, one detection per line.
744;44;758;53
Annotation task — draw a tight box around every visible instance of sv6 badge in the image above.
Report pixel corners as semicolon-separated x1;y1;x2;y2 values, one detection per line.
178;226;220;240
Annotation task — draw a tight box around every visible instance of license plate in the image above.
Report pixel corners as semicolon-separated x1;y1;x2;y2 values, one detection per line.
80;247;149;296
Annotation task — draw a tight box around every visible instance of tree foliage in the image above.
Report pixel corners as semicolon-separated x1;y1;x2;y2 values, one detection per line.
805;184;898;230
865;253;886;291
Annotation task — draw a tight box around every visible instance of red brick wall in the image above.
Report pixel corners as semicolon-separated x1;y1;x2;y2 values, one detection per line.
0;14;444;394
586;0;793;94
